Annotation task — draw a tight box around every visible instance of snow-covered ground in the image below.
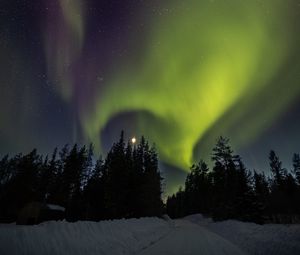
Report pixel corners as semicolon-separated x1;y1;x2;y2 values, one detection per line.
0;218;171;255
138;219;245;255
186;214;300;255
0;215;300;255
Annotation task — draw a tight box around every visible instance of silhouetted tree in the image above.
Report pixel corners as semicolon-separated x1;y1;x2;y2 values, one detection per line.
211;136;240;220
269;150;286;188
293;154;300;214
268;150;300;222
141;143;163;216
0;155;10;188
253;171;270;220
0;150;40;222
83;156;106;220
234;160;260;223
166;187;185;218
292;153;300;185
104;131;130;218
168;137;264;223
2;133;300;224
184;160;211;215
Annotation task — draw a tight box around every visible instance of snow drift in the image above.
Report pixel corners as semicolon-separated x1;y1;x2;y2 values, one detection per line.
186;214;300;255
1;215;300;255
0;218;171;255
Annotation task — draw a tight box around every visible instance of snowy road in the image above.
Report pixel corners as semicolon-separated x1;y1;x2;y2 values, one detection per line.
139;220;246;255
2;216;298;255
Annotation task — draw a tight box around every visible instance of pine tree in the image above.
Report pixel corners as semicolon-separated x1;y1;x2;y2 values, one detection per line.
0;155;10;187
36;155;50;202
142;144;163;216
253;171;270;219
284;173;298;215
268;150;292;218
166;194;177;218
234;160;259;222
45;148;59;203
185;160;211;215
211;137;257;221
81;144;94;188
104;131;130;218
292;153;300;185
60;144;88;220
0;155;14;221
83;156;106;220
4;150;41;221
166;187;185;218
211;137;236;220
127;139;143;217
46;147;65;206
292;154;300;215
269;150;286;188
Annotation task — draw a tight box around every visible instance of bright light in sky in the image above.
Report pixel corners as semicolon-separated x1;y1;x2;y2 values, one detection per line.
131;137;137;144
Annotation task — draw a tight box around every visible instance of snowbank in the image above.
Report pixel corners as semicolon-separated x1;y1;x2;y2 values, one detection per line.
186;214;300;255
0;217;171;255
1;215;299;255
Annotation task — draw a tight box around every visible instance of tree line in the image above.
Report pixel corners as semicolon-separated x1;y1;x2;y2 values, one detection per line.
1;133;300;224
0;132;163;223
167;137;300;224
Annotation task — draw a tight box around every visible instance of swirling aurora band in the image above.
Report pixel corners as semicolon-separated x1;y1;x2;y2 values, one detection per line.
72;0;300;170
1;0;299;188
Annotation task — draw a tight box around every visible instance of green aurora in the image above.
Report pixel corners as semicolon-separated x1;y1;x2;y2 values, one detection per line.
1;0;300;195
80;0;300;171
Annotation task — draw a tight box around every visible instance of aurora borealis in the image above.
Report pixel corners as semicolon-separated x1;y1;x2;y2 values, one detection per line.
1;0;300;193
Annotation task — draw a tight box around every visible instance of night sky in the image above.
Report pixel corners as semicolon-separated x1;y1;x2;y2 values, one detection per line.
1;0;300;194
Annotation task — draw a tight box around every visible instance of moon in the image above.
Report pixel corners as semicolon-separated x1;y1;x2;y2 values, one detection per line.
131;137;137;144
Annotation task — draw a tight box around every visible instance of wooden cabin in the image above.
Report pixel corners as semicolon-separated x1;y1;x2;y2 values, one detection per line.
17;202;65;225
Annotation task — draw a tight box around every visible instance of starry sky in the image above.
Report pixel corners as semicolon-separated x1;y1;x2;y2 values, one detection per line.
1;0;300;194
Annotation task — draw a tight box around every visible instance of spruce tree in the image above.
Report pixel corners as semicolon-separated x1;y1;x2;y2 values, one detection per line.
104;131;130;218
292;154;300;214
269;150;286;188
211;137;235;220
185;160;211;215
253;171;270;219
234;160;259;222
268;150;293;219
292;153;300;185
142;144;163;216
83;156;106;220
167;187;185;218
211;137;257;221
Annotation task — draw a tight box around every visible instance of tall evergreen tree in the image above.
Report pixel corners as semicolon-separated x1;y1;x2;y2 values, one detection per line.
141;143;163;216
185;160;211;215
46;147;65;205
292;153;300;185
2;150;41;221
83;156;106;220
211;137;236;220
104;131;130;218
292;154;300;214
166;187;185;218
211;137;257;221
253;171;270;218
269;150;286;188
268;150;298;220
0;155;10;188
234;160;260;222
